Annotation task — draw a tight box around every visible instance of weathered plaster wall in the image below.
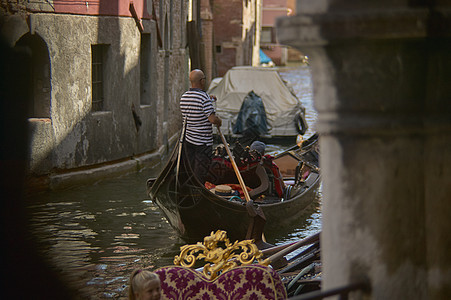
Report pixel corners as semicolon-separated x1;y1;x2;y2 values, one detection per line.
30;15;139;170
23;3;187;181
1;0;187;189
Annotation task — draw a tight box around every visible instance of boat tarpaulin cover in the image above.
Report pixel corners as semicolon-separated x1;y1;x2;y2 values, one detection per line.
233;91;269;135
259;49;273;64
207;67;304;135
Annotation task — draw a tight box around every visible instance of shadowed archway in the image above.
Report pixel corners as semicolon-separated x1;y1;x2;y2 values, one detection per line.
15;33;51;119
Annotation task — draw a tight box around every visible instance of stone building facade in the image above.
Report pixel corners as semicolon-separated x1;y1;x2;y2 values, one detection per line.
261;0;288;66
211;0;261;77
1;0;190;190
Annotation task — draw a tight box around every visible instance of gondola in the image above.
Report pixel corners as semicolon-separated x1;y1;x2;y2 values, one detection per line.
146;133;320;243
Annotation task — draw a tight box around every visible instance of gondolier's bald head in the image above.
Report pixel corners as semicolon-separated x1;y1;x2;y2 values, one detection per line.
189;69;206;89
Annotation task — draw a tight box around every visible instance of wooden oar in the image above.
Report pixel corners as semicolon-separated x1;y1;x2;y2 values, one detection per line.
217;127;251;203
262;232;320;266
217;127;266;242
260;241;298;256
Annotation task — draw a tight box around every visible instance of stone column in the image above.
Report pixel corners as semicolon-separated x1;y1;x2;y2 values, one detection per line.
277;1;451;299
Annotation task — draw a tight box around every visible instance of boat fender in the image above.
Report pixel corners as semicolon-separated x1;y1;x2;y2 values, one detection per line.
295;112;308;135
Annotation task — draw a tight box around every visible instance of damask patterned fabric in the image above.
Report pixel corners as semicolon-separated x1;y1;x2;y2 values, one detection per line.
154;264;287;299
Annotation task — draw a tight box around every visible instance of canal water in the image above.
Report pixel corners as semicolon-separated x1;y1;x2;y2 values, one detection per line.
26;66;321;299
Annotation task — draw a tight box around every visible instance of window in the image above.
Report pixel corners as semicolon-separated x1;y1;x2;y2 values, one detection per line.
91;44;108;111
261;27;272;44
216;45;222;54
140;34;152;105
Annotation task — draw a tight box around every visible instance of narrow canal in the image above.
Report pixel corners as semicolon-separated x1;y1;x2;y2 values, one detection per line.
26;66;321;299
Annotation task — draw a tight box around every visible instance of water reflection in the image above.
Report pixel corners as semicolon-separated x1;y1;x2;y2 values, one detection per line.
279;66;316;138
27;169;182;298
26;66;321;299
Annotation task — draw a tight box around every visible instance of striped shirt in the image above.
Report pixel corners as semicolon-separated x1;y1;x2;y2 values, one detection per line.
180;88;215;146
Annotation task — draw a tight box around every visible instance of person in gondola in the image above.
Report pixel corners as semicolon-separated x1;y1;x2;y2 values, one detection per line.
180;69;222;183
250;140;266;157
129;269;161;300
249;141;286;199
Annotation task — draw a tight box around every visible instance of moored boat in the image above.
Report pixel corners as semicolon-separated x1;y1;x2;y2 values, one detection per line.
207;66;309;141
147;134;320;243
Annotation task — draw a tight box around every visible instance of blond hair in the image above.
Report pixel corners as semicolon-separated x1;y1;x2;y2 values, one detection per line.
128;269;160;300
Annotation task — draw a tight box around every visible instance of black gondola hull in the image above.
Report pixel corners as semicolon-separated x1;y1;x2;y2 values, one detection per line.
148;136;321;242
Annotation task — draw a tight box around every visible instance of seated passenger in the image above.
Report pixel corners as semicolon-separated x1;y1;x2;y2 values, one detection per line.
208;141;285;200
249;141;285;199
250;140;266;156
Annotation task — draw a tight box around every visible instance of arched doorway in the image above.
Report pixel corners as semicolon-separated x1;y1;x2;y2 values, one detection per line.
15;33;51;119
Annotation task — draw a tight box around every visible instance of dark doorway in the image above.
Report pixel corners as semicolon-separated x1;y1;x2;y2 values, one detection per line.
15;33;51;119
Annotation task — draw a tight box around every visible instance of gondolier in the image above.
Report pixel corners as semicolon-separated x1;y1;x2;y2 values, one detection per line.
180;69;222;183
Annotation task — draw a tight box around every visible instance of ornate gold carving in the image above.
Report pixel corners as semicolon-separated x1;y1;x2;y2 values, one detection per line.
174;230;269;280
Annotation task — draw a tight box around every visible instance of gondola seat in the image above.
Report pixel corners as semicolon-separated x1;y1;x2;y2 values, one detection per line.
154;264;287;299
249;163;270;199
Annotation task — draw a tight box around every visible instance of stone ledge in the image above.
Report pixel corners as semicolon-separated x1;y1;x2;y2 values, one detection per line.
48;150;161;190
316;112;451;136
276;8;430;47
27;133;179;192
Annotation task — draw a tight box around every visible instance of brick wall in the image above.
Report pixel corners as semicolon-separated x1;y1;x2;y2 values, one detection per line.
212;0;243;76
